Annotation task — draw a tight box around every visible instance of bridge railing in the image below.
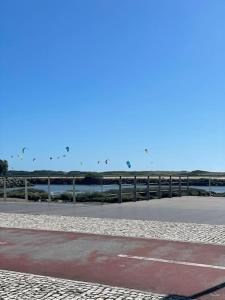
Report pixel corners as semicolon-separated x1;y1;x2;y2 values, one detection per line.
0;175;224;203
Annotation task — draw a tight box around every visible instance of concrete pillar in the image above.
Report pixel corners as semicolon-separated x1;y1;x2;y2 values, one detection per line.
73;177;76;202
147;176;150;200
158;176;161;199
209;177;211;197
25;178;28;201
134;176;137;201
119;176;122;203
169;176;172;198
179;176;182;197
187;176;190;195
3;177;6;201
48;177;51;202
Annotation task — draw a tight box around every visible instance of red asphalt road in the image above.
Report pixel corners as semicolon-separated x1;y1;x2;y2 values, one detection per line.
1;227;225;299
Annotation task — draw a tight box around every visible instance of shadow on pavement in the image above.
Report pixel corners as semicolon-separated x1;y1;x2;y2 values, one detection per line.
162;280;225;299
162;296;190;300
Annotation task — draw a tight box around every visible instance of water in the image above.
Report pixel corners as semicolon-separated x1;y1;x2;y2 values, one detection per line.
190;185;225;193
3;184;225;195
32;183;149;194
32;184;225;194
32;184;120;194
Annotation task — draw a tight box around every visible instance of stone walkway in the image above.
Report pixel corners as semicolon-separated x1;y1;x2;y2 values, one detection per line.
0;213;225;245
1;212;220;299
0;270;165;300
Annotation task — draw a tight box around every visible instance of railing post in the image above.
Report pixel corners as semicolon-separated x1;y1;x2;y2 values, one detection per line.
187;176;190;195
179;176;182;197
158;176;161;198
100;176;105;203
72;177;76;202
25;177;28;201
209;177;211;197
3;177;6;201
119;176;122;203
147;176;150;200
134;176;137;201
48;177;51;202
169;175;172;198
101;176;104;193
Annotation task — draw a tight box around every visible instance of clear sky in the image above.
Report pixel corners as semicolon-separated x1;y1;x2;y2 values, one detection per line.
0;0;225;172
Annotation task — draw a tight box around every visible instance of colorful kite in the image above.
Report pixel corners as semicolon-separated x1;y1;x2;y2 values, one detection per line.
22;147;28;154
126;161;131;168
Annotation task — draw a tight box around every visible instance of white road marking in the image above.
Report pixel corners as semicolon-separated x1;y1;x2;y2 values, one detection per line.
0;241;7;245
118;254;225;270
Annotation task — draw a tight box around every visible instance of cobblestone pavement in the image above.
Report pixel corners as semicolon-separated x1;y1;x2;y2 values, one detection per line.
0;213;225;246
0;270;167;300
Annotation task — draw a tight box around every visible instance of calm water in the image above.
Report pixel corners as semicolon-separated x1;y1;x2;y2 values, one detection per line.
4;184;225;194
31;184;225;194
32;184;130;194
190;185;225;193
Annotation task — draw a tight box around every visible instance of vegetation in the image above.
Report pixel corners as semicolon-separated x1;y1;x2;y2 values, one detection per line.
6;169;225;178
0;177;31;188
2;187;222;203
0;188;48;201
0;160;8;176
81;173;103;184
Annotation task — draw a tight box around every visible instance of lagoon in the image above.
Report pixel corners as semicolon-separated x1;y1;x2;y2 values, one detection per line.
31;184;225;194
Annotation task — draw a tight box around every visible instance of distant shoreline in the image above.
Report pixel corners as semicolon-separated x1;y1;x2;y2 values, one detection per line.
1;175;225;189
5;169;225;178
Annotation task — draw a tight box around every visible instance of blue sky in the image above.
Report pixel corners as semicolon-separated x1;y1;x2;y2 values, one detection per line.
1;0;225;172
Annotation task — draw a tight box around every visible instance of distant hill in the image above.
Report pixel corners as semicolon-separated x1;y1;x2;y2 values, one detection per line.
5;169;225;177
189;170;225;176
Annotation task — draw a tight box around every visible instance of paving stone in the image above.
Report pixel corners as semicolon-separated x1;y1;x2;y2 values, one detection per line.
0;213;225;245
0;213;207;299
0;270;165;300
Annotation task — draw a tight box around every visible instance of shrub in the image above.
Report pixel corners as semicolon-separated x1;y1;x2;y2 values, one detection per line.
82;173;103;184
0;160;8;176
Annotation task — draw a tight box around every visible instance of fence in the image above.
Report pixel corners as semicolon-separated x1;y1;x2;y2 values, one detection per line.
0;175;223;203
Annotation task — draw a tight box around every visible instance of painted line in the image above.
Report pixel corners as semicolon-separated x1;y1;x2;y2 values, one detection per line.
0;242;7;245
118;254;225;270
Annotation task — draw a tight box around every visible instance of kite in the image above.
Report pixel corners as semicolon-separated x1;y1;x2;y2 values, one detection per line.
57;156;60;159
126;161;131;168
144;148;149;154
105;159;109;165
49;157;53;160
80;162;83;166
22;147;28;154
65;146;70;152
97;161;100;164
10;155;14;158
63;154;66;158
32;158;36;162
